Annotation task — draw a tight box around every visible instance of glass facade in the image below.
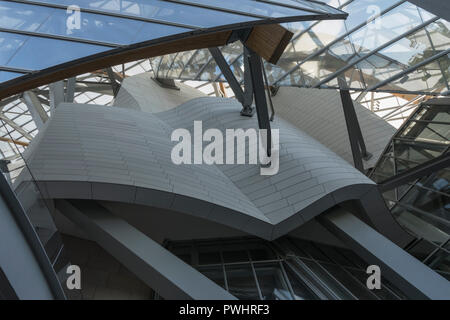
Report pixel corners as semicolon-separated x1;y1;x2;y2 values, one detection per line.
151;0;450;96
0;0;345;84
0;155;70;288
166;237;406;300
370;98;450;280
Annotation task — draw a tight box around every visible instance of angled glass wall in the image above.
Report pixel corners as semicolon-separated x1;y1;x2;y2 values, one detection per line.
165;236;407;300
0;115;70;289
369;98;450;280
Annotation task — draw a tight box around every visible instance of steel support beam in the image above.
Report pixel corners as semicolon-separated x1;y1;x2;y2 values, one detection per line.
241;47;255;116
65;77;76;102
319;208;450;300
0;113;33;141
48;81;65;112
246;47;272;155
22;91;48;129
379;153;450;192
106;68;121;97
209;47;245;104
55;199;236;300
338;78;371;172
209;47;255;116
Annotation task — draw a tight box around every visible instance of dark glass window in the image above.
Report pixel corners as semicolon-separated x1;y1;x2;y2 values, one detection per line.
225;264;260;300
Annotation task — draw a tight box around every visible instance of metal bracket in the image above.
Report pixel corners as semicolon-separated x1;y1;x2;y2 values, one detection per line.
227;28;252;45
240;105;255;117
210;47;256;117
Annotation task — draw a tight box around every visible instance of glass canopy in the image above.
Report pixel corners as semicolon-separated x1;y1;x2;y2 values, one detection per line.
150;0;450;96
0;0;346;89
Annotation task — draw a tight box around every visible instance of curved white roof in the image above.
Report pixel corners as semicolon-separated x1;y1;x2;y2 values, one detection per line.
21;97;395;240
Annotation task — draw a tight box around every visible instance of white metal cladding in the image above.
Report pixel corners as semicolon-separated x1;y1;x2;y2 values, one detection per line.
115;74;395;169
270;87;396;169
18;97;385;240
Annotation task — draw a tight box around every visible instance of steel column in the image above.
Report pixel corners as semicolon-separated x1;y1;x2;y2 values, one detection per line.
319;208;450;300
209;47;245;104
379;153;450;192
338;78;371;172
246;47;272;155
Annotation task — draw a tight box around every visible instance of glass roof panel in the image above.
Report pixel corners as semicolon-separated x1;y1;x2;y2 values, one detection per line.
327;19;450;90
38;7;144;45
6;36;110;70
314;2;429;86
133;23;189;43
180;49;211;80
180;0;319;18
0;32;27;66
167;51;195;78
0;1;51;31
150;0;449;96
0;71;23;82
156;54;175;78
378;53;450;94
31;0;260;28
275;0;345;14
0;0;344;93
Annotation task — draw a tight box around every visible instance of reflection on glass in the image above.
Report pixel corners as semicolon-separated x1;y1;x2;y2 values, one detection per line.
321;263;377;300
371;100;450;259
254;262;292;300
427;248;450;279
222;250;249;263
6;36;109;70
147;0;446;96
198;266;226;289
301;259;355;299
0;71;23;82
167;236;407;300
282;262;317;300
32;0;257;28
3;155;69;286
225;264;260;300
198;249;221;265
0;32;26;66
182;0;317;18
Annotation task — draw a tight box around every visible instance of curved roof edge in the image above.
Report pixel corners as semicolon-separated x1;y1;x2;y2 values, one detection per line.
35;179;378;241
17;96;414;246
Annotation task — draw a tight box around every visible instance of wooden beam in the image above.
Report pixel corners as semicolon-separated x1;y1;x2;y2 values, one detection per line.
0;24;295;101
218;82;227;97
0;136;29;147
244;24;293;64
0;31;233;100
